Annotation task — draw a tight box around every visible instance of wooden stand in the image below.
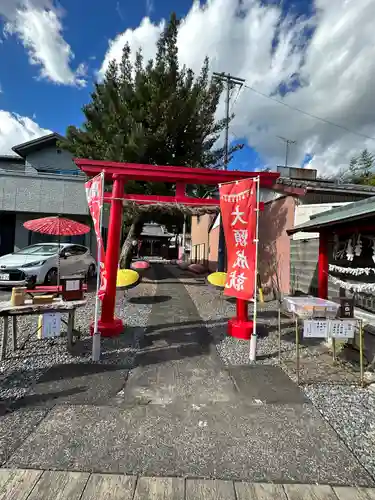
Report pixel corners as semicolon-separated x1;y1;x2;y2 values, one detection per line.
61;275;85;301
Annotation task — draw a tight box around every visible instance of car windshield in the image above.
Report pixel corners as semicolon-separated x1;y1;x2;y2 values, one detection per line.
16;244;61;255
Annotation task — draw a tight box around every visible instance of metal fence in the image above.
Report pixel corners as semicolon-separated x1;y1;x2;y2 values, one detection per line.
191;243;207;265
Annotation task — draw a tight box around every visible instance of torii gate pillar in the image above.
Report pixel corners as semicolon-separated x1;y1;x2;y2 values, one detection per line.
96;174;125;336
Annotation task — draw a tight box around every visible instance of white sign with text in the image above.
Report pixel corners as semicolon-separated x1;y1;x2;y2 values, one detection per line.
303;320;329;338
329;320;356;339
303;319;356;339
41;313;61;339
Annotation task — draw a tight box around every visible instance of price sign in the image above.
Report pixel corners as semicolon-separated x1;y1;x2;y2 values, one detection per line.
66;280;80;291
303;320;329;338
40;313;61;339
329;320;356;339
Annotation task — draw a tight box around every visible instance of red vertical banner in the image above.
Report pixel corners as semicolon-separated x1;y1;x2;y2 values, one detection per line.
220;178;257;301
85;173;107;300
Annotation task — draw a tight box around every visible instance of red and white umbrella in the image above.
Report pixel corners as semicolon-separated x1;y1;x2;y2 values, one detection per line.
24;216;90;236
23;216;90;287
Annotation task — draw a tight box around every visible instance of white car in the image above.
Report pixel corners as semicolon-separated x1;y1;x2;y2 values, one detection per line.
0;243;96;287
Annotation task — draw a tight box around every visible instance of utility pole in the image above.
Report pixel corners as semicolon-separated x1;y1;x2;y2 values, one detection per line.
278;136;296;168
213;72;245;272
213;72;245;169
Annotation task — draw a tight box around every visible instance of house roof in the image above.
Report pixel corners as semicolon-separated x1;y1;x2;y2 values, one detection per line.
12;132;64;157
277;176;375;196
141;223;174;237
0;155;24;163
287;196;375;235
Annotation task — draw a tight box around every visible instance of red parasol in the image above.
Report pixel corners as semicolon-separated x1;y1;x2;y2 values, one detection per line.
23;216;91;288
23;216;90;235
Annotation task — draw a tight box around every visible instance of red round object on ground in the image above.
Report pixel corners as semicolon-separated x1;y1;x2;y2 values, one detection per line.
131;260;150;270
188;263;207;274
90;318;123;337
227;318;254;340
24;216;90;235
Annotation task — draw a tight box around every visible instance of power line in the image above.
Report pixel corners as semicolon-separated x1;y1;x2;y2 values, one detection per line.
243;84;375;142
230;85;243;115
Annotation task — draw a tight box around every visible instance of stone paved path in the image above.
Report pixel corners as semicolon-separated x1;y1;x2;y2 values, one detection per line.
1;265;374;488
1;469;375;500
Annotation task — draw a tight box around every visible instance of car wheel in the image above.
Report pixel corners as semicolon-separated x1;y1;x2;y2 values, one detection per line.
87;264;96;281
44;268;58;285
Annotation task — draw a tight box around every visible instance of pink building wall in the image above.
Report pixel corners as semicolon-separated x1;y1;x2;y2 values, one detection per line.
191;215;211;264
258;196;296;295
208;221;219;271
190;214;220;270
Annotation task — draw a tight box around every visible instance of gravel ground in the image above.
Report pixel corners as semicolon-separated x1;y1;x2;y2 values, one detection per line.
167;265;309;367
0;271;156;403
169;265;375;479
304;384;375;477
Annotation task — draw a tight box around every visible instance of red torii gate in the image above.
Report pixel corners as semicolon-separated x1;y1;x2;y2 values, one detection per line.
75;158;280;336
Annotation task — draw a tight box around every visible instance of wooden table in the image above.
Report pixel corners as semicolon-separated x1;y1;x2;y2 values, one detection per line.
25;284;88;298
0;298;87;361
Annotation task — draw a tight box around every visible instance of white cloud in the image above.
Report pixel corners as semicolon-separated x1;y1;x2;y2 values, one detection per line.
98;0;375;176
99;17;164;81
0;111;51;154
0;0;86;87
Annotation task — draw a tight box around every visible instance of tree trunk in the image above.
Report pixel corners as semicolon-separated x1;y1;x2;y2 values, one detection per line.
119;216;140;269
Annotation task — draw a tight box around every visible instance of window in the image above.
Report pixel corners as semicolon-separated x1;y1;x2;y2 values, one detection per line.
16;244;60;255
62;246;75;256
68;245;87;255
38;168;80;176
74;245;88;255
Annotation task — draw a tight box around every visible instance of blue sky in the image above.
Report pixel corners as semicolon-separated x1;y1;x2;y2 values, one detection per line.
0;0;176;133
1;0;370;177
0;0;202;134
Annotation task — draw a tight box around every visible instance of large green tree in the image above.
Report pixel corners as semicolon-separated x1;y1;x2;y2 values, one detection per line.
337;148;375;185
347;149;375;184
61;13;240;267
